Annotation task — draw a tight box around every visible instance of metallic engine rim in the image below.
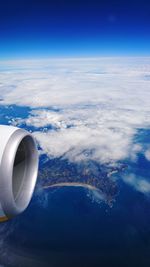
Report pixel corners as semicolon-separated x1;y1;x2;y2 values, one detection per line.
0;129;38;217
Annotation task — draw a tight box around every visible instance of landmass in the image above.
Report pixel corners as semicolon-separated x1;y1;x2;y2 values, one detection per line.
39;157;127;206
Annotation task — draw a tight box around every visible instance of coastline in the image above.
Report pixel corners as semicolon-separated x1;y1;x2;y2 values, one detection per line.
43;182;98;191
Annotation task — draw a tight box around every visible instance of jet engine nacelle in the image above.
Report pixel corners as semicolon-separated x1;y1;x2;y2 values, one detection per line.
0;125;38;222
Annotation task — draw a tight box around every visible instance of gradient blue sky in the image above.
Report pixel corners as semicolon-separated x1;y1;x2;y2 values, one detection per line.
0;0;150;59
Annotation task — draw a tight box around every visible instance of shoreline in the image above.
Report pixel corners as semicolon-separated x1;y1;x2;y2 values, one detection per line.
43;182;98;191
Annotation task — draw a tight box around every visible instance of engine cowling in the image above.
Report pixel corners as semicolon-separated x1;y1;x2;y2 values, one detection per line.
0;125;38;222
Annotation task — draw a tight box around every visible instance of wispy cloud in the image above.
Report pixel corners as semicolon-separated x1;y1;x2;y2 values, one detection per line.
123;174;150;194
144;149;150;161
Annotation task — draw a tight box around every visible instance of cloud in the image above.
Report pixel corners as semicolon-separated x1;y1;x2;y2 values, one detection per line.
14;104;142;163
22;109;64;128
34;125;133;163
144;149;150;161
1;57;150;180
123;174;150;194
0;57;150;110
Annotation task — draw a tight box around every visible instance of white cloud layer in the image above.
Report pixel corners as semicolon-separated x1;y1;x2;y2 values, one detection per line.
0;57;150;110
1;57;150;192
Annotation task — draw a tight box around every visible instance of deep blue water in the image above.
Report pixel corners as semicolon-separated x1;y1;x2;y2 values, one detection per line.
2;182;150;267
0;104;31;125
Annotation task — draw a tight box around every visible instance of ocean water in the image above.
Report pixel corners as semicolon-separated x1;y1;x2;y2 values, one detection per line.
1;181;150;267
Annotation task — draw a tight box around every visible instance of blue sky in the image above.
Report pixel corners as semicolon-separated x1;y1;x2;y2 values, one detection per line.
0;0;150;59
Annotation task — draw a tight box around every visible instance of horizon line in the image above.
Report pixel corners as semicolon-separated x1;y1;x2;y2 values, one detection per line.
0;55;150;62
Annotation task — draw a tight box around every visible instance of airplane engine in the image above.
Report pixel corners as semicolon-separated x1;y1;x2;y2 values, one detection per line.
0;125;38;222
